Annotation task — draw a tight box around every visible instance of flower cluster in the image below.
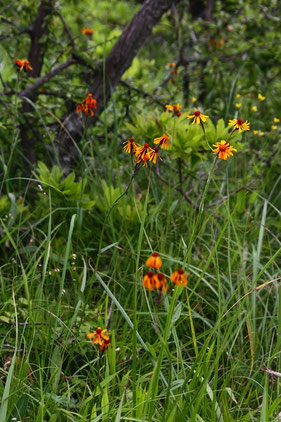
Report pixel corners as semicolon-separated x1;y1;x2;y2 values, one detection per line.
81;28;94;35
122;134;171;167
76;93;97;116
14;59;32;72
87;327;110;352
165;104;182;117
143;252;188;293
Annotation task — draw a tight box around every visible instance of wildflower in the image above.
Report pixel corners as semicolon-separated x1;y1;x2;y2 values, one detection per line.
252;106;257;112
236;94;241;98
258;93;266;101
166;62;176;68
153;134;171;149
14;59;32;72
122;137;139;154
228;118;250;132
253;130;259;135
165;104;182;117
235;103;241;109
99;337;111;352
153;273;168;293
135;143;152;162
259;131;265;136
271;125;277;131
273;118;280;123
149;147;162;164
213;140;237;160
82;28;94;35
187;109;209;125
87;327;109;345
146;252;162;269
191;97;197;103
143;271;155;291
140;153;151;167
76;93;97;116
170;269;188;286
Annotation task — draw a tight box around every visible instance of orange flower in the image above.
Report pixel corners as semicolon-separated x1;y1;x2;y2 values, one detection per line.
82;28;94;35
87;327;109;345
143;271;155;291
122;137;139;154
14;59;32;72
146;252;162;269
212;140;237;160
153;273;168;293
228;118;250;132
135;143;152;162
187;110;209;125
166;62;176;68
153;134;171;149
165;104;182;117
76;93;97;116
170;269;188;286
99;337;111;352
149;147;162;164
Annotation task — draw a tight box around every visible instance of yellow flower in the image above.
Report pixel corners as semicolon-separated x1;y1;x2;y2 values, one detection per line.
122;138;139;154
235;103;241;108
135;143;152;162
229;118;250;132
99;337;110;352
170;269;188;286
146;252;162;269
187;109;209;125
82;28;94;35
192;97;197;103
258;93;266;101
236;93;241;98
253;130;259;135
271;125;277;131
165;104;174;112
149;147;162;164
212;140;237;160
153;134;171;149
259;131;265;136
87;327;109;345
252;106;257;112
273;117;280;123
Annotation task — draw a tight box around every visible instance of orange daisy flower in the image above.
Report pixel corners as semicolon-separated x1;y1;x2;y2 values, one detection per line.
170;269;188;286
14;59;32;72
228;118;250;132
153;273;168;293
212;140;237;160
187;110;209;125
153;134;171;149
82;28;94;35
166;62;176;68
87;327;109;345
143;271;155;291
146;252;162;269
149;147;162;164
135;143;152;162
99;337;111;352
165;104;182;117
122;137;139;154
76;93;97;116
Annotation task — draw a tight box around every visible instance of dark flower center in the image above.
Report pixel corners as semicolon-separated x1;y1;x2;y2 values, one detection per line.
157;273;165;281
147;271;154;278
194;110;201;116
237;119;243;125
129;138;134;142
152;252;159;257
178;269;184;274
144;143;149;148
96;328;102;334
154;148;159;153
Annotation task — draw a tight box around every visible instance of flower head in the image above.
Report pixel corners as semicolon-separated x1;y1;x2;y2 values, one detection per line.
165;104;182;117
235;103;241;109
166;62;176;68
87;327;109;345
252;106;257;112
14;59;32;72
82;28;94;35
253;130;259;135
212;140;237;160
236;93;241;99
153;273;168;293
143;271;156;291
99;337;111;352
153;134;171;149
187;110;209;125
170;269;188;286
122;137;139;154
273;117;280;123
191;97;197;103
228;118;250;132
76;93;97;116
149;147;162;164
258;93;266;101
146;252;162;269
135;143;152;163
271;125;277;131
